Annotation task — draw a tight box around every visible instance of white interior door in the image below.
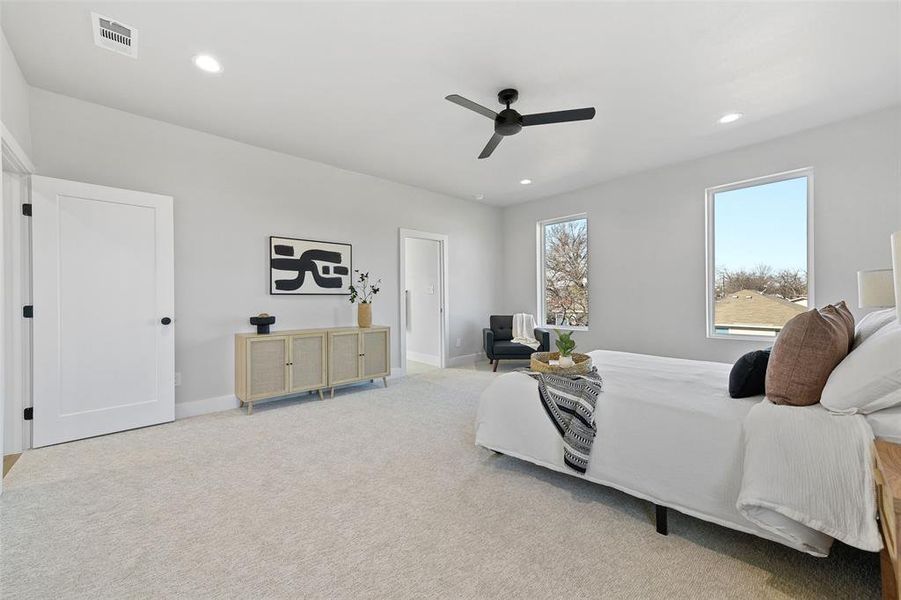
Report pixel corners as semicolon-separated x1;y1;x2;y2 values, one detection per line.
31;176;174;447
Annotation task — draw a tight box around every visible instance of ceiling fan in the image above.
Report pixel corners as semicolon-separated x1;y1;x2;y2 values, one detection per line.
445;88;596;159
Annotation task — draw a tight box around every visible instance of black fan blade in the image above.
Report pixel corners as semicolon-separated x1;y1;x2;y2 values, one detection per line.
478;133;503;159
522;107;596;126
446;94;497;120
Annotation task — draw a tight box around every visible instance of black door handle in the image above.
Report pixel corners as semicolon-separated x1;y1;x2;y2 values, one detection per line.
161;317;172;325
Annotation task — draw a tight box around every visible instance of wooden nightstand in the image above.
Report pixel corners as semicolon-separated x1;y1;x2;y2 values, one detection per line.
875;440;901;600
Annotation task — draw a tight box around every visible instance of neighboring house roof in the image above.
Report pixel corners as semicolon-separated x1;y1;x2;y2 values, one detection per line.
714;289;807;329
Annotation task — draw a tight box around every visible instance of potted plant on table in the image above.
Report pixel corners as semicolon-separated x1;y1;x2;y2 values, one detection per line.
555;330;577;368
348;269;381;328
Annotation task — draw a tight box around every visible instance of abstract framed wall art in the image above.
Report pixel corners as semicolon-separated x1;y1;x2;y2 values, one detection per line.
269;236;352;295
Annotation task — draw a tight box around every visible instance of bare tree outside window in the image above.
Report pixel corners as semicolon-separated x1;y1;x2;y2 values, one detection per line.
542;217;588;327
714;265;807;301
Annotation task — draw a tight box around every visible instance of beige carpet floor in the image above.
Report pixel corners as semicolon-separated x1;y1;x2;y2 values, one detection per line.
0;366;879;599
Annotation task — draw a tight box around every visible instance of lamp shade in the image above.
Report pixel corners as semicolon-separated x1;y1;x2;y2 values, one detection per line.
858;269;895;308
893;231;901;320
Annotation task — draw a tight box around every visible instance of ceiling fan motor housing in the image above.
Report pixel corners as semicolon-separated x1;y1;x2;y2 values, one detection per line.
495;88;523;136
495;108;523;136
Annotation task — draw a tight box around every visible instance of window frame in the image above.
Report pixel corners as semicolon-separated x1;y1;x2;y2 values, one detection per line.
536;213;590;332
704;167;815;342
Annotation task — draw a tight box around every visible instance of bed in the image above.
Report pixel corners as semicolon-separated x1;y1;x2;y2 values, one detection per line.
475;349;883;556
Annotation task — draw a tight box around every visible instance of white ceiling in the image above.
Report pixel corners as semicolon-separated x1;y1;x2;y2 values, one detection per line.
3;1;899;206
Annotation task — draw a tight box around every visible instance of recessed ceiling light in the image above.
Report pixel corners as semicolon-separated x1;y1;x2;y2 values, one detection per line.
520;179;532;185
718;112;743;124
193;54;222;74
474;193;485;201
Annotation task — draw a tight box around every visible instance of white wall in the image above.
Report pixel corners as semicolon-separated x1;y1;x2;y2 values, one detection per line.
502;106;901;364
28;88;503;408
404;237;441;363
0;29;31;158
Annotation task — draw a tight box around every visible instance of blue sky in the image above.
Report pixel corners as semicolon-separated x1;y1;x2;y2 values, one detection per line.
714;176;808;272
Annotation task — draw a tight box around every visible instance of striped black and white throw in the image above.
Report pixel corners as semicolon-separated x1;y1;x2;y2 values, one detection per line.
522;368;603;473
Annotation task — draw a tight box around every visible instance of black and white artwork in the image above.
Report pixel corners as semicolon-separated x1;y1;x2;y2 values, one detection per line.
269;236;352;295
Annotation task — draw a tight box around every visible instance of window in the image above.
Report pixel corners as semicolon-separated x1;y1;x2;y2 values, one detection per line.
706;169;813;339
539;215;589;328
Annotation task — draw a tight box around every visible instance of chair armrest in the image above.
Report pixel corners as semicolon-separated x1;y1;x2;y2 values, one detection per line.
483;328;495;358
534;328;551;352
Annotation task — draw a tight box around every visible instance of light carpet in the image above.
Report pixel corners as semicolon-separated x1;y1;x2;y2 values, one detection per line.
0;367;879;599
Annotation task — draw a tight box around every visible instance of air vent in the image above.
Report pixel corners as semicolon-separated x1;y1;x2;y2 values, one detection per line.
92;12;138;58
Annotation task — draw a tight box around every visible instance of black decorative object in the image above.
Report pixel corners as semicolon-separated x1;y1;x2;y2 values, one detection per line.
270;236;352;295
729;348;772;398
250;313;276;335
445;88;595;159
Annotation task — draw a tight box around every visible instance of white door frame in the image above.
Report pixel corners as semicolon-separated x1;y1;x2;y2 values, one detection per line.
1;122;36;469
398;229;448;371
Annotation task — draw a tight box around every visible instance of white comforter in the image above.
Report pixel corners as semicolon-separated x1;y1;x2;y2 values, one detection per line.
737;400;881;555
475;350;874;556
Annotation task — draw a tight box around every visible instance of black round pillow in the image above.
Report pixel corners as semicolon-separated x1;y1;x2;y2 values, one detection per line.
729;348;771;399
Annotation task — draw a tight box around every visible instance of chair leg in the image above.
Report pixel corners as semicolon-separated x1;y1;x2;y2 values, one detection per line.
493;360;499;372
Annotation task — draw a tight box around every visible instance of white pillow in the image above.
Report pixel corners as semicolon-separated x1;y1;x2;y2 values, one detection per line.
853;308;896;349
821;320;901;414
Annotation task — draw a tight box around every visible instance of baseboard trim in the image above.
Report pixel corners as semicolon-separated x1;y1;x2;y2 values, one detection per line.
175;394;240;419
447;352;483;368
406;351;440;366
176;370;408;420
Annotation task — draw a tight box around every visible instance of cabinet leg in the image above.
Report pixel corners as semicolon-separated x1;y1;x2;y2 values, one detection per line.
247;402;253;416
318;389;324;401
383;377;388;388
330;387;335;399
239;400;245;407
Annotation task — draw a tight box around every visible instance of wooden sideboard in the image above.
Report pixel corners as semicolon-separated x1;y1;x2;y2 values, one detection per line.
235;326;390;414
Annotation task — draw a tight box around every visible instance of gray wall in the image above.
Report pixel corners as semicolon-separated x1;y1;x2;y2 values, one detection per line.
501;106;901;364
1;29;31;157
28;88;503;407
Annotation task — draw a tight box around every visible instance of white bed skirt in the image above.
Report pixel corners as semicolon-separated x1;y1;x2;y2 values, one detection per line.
475;350;833;556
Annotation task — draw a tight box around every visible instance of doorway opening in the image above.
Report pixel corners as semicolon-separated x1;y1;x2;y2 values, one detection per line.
399;229;448;375
2;127;36;469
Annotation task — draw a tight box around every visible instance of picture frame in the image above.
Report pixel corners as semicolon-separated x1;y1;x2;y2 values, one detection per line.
269;236;353;295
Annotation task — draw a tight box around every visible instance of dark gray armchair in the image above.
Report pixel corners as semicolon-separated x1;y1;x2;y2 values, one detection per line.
483;315;551;372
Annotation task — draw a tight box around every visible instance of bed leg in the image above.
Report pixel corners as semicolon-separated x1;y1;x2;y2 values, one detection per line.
655;504;668;536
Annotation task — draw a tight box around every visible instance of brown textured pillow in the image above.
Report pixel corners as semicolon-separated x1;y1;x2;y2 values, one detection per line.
766;303;853;406
833;300;855;351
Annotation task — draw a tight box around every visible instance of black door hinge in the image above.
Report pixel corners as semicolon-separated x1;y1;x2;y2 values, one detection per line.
23;305;33;318
23;407;33;421
22;203;32;217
